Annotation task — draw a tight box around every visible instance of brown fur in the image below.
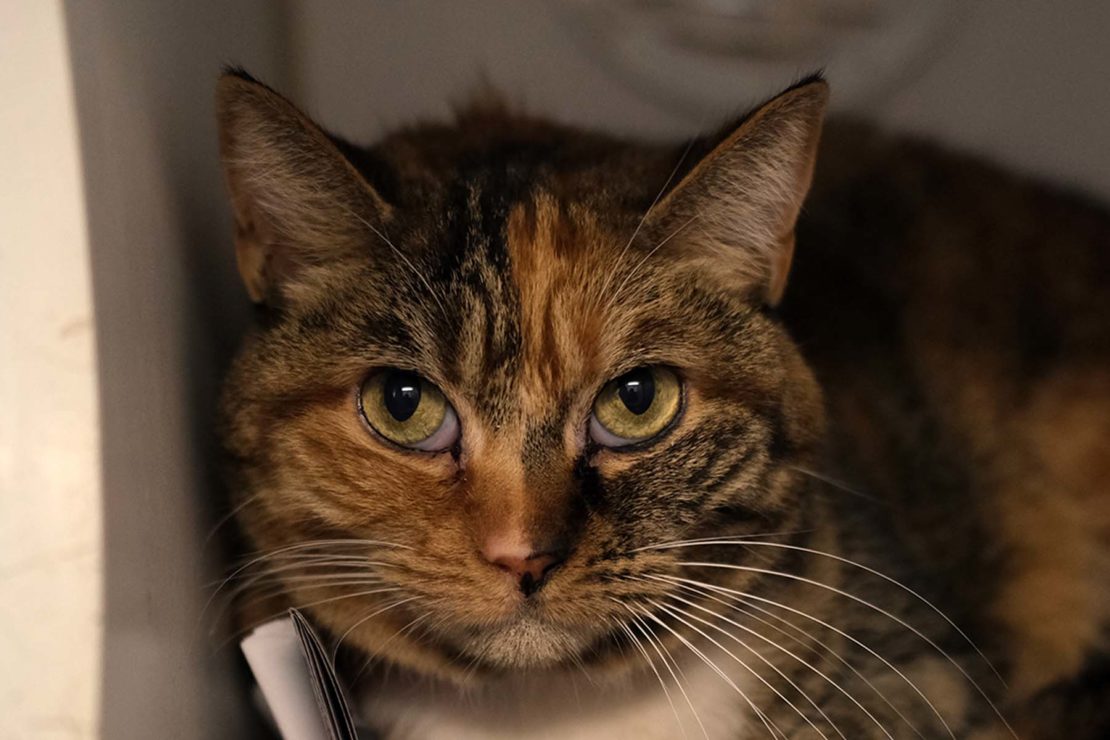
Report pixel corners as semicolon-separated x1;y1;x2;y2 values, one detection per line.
215;69;1110;738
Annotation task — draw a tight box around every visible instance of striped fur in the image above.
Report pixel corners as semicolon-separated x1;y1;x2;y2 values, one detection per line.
216;70;1110;738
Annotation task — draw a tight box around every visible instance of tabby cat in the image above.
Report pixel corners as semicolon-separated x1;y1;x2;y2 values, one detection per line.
215;68;1110;738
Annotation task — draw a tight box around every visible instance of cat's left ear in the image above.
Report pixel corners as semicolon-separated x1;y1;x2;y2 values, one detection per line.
216;69;392;305
646;76;828;306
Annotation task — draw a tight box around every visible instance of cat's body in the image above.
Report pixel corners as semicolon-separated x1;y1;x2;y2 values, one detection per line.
216;71;1110;738
788;122;1110;737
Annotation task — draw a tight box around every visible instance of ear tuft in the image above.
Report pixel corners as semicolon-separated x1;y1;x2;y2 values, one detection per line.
219;64;260;85
646;77;829;306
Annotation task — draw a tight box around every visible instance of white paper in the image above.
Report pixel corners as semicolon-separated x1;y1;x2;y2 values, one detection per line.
242;617;333;740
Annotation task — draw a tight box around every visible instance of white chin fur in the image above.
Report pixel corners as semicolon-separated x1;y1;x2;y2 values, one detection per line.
457;615;589;669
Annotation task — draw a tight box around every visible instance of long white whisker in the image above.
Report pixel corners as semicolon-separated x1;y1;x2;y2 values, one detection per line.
637;603;782;738
208;556;395;590
233;538;411;563
633;530;814;552
660;588;890;740
613;608;691;740
628;609;710;740
649;537;1005;688
213;586;407;655
238;576;392;603
203;539;406;622
352;610;435;683
270;585;402;614
329;595;423;664
667;578;926;740
650;598;836;740
673;557;1012;735
657;574;957;738
202;490;265;551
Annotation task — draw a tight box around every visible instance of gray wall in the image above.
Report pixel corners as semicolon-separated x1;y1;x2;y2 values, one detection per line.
288;0;1110;198
64;2;285;737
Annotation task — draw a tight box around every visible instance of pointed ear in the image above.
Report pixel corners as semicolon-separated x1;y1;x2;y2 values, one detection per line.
216;69;391;304
645;77;828;306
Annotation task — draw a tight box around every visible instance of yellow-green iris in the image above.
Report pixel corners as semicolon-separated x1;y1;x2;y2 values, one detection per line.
360;369;450;448
592;366;681;445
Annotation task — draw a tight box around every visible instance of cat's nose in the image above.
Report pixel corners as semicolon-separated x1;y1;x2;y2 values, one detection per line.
483;539;565;597
489;552;564;596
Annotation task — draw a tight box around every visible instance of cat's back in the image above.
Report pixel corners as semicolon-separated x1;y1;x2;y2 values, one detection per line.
786;121;1110;737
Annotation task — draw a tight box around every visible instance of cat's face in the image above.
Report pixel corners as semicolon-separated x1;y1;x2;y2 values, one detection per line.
218;71;828;682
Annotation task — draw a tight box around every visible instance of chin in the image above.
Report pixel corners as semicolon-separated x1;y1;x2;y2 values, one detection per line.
454;615;592;671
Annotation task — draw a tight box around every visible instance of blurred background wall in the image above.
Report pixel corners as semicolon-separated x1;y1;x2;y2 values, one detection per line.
1;4;101;739
287;0;1110;198
3;1;1106;738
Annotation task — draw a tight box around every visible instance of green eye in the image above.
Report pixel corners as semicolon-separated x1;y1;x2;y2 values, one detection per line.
590;366;681;447
359;369;459;451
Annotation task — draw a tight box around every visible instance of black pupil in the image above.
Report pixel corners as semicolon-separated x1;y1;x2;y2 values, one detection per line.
618;368;655;415
384;371;422;421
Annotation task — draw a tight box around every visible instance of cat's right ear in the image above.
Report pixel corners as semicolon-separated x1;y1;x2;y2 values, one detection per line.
216;69;391;304
643;77;828;306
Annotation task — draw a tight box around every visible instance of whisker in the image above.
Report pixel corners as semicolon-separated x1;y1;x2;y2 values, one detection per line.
234;576;392;606
207;556;394;590
352;610;435;684
630;610;713;740
610;212;702;310
682;554;1011;734
650;597;837;740
329;595;422;664
632;529;815;553
203;558;393;629
613;614;691;740
245;585;402;619
656;574;957;738
334;200;451;324
598;139;696;310
624;605;710;740
651;538;1004;687
257;572;390;586
213;585;407;655
230;538;410;565
203;539;407;622
635;603;782;738
667;578;926;740
658;588;889;740
790;465;886;505
202;489;265;552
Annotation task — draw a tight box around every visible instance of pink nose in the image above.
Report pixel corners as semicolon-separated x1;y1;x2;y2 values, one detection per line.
484;546;564;596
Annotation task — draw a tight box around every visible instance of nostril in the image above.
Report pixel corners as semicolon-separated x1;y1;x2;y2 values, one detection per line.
489;555;527;576
488;551;565;596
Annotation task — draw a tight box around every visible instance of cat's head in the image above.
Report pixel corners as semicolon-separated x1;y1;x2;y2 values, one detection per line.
217;69;828;684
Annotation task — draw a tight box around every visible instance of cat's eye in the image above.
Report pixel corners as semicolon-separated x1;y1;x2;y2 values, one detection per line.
359;369;459;451
589;366;682;448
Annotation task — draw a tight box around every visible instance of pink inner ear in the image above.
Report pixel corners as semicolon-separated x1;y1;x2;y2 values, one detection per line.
234;216;270;303
765;232;796;306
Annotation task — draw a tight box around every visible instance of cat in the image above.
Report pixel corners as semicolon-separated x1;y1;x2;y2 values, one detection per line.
215;67;1110;739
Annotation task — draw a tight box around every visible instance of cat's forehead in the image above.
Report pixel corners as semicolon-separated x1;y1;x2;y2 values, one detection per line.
437;185;632;423
505;194;621;404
